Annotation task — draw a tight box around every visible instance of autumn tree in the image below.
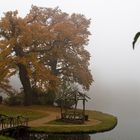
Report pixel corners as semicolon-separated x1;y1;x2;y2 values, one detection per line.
0;9;57;105
0;6;93;105
27;6;93;92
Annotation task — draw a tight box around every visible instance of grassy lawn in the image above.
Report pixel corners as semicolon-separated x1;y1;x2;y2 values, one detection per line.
0;105;117;134
30;110;117;134
86;110;117;133
0;136;14;140
0;105;47;121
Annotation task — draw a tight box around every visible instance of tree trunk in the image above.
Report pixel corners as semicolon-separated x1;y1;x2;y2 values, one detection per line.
14;46;32;106
50;59;58;76
17;63;32;106
47;59;58;105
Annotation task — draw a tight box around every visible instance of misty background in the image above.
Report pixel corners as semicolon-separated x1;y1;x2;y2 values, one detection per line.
1;1;140;138
1;0;139;111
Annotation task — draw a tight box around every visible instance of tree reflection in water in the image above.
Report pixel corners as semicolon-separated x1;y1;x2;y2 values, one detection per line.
21;133;90;140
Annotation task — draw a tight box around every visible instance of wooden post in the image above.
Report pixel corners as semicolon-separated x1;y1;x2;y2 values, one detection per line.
74;93;77;119
83;95;86;122
60;100;63;119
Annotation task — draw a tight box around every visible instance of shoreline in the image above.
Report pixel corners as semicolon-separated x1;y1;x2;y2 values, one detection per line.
29;110;117;134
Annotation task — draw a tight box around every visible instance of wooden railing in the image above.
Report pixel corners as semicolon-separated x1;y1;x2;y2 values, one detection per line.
0;114;28;130
62;112;84;124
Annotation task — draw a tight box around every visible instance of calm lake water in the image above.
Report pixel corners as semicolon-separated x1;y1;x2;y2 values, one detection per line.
6;79;140;140
87;82;140;140
28;81;139;140
20;133;91;140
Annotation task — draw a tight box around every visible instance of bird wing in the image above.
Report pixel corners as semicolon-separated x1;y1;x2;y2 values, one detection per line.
132;32;140;49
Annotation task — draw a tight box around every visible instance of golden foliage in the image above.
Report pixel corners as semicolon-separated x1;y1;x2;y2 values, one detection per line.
0;5;93;93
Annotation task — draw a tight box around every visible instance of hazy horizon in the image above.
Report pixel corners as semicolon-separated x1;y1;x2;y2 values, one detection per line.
2;0;140;111
1;1;140;139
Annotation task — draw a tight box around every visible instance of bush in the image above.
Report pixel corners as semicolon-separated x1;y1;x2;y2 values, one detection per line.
4;88;56;106
55;83;78;108
45;90;56;105
38;91;56;105
31;87;42;104
38;96;48;105
55;98;75;108
85;115;89;121
0;96;3;104
31;88;56;105
4;93;24;106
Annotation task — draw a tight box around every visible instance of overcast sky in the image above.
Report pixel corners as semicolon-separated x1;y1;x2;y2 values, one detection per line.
1;0;140;110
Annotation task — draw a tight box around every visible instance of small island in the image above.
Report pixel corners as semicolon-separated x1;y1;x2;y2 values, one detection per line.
0;105;117;134
29;107;117;134
0;5;117;139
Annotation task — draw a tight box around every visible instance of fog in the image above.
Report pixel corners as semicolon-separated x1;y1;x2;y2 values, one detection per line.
1;0;140;110
1;0;140;139
1;0;140;111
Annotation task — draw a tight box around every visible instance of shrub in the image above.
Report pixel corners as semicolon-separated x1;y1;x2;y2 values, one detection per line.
38;91;56;105
55;98;75;108
31;88;41;104
0;96;3;104
4;93;24;106
31;88;56;105
38;96;48;105
45;90;56;105
55;83;78;108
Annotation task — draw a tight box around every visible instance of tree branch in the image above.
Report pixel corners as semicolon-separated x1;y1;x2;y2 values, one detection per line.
26;46;53;54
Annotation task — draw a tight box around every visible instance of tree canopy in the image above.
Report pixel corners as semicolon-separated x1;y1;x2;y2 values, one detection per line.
0;5;93;105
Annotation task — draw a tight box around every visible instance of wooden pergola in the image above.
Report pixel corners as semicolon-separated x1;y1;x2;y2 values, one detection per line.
58;90;90;124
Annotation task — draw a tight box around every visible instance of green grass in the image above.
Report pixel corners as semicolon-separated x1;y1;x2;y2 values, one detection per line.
0;105;47;121
47;119;79;125
86;110;117;133
0;136;15;140
0;105;117;134
30;110;117;134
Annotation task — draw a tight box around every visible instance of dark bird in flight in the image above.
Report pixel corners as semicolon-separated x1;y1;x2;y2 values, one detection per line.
132;32;140;49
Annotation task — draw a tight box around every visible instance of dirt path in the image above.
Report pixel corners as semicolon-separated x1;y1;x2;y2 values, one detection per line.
28;109;101;127
28;110;60;127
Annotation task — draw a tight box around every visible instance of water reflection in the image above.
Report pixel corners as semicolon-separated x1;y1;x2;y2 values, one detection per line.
19;133;90;140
